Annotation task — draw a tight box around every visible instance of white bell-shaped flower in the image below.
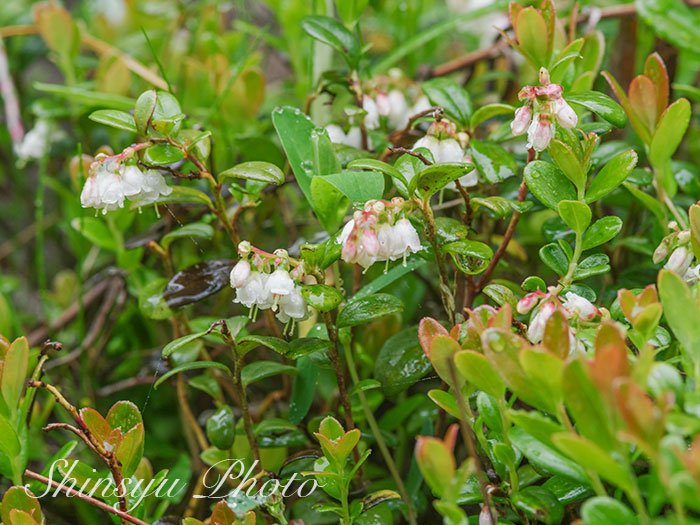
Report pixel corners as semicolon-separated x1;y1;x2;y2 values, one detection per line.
562;292;597;321
230;260;251;288
527;301;556;343
235;272;265;308
276;287;309;323
266;269;295;297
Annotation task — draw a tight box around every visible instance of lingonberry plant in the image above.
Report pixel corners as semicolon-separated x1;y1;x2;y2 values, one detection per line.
3;0;700;523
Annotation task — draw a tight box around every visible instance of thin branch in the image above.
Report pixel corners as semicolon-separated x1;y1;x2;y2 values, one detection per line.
388;147;432;165
23;469;150;525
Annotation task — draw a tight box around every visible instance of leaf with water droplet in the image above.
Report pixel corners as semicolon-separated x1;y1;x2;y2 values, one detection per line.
163;259;234;308
138;278;173;320
441;240;493;275
301;284;343;312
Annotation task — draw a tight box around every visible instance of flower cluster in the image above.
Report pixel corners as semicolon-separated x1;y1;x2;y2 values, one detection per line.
338;198;422;270
230;243;310;327
413;120;477;187
326;88;429;149
517;290;599;349
80;151;172;213
654;225;700;282
511;68;578;151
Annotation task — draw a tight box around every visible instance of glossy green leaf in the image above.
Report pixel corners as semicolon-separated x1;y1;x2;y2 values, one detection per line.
524;161;576;211
565;91;627;128
313;170;385;203
515;8;550;67
649;98;691;168
88;109;137;132
161;223;215;249
2;337;29;414
637;0;700;57
469;139;517;183
116;423;144;478
409;163;473;197
142;144;185;166
572;253;610;280
585;150;638;203
442;239;493;275
301;284;344;313
337;293;404;328
511;486;564;525
469;103;514;130
219;161;285;186
206;405;235;450
539;243;569;276
154;186;213;207
162;331;208;358
71;217;118;251
422;77;473;125
241;361;298;386
374;327;432;397
300;15;361;68
581;216;622;250
557;200;591;236
34;82;135;111
236;335;289;356
549;140;586;191
1;487;42;525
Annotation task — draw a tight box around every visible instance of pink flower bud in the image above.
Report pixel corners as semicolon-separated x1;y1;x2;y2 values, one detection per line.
342;238;357;261
361;228;379;256
518;86;536;101
230;260;251;288
516;292;540;315
539;67;551;86
511;105;532;136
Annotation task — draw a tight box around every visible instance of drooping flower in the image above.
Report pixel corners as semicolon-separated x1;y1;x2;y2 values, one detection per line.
230;260;251;288
413;121;477;187
527;301;557;343
561;292;598;321
511;67;578;151
339;198;422;270
665;246;694;276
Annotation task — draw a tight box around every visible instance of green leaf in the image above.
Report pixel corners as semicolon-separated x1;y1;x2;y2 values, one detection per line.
582;216;622;250
623;182;666;224
106;401;143;433
241;361;298;386
236;335;289;356
548;140;586;191
572;253;610;280
469;103;514;130
1;487;42;525
134;90;157;134
539;243;569;275
0;412;20;457
454;350;505;398
289;357;319;424
161;223;215;250
483;283;517;307
524;161;576;211
2;337;29;414
649;98;691;168
565;91;627;128
142;144;185;166
313;171;385;203
409;163;473;197
310;176;349;233
557;200;591;236
508;427;588;484
285;338;330;359
427;389;460;418
337;293;404;328
116;423;144;478
374;326;431;396
162;332;208;358
658;269;700;366
219;161;285;186
154;186;213;207
206;405;235;450
552;433;634;493
301;284;343;313
138;278;173;320
511;486;564;525
469;139;517;183
354;257;426;299
272;106;317;200
515;8;550;67
348;379;382;397
347;158;407;187
581;496;638;525
300;15;361;68
585;150;638;203
422;77;473;126
88;109;137;133
154;361;232;389
71;217;118;251
34;82;135;111
441;240;493;275
637;0;700;57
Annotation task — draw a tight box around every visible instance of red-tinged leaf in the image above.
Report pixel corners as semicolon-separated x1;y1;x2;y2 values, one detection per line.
489;303;513;330
541;310;570;359
638;284;658;307
2;487;42;525
106;400;143;433
415;425;458;498
335;428;360;461
540;0;556;60
418;317;450;358
594;322;627;351
318;415;344;440
8;509;40;525
615;378;668;454
210;501;236;525
617;289;637;322
602;71;652;144
590;344;630;405
454;350;506;399
628;75;658;133
515;8;550;68
509;1;524;28
644;52;669;120
80;408;112;446
429;335;463;387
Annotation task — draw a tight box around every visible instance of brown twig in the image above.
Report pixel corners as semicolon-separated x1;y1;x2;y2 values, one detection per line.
388;147;432;166
24;469;150;525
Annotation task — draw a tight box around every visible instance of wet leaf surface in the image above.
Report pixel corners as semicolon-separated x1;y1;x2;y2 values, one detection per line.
163;259;234;308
